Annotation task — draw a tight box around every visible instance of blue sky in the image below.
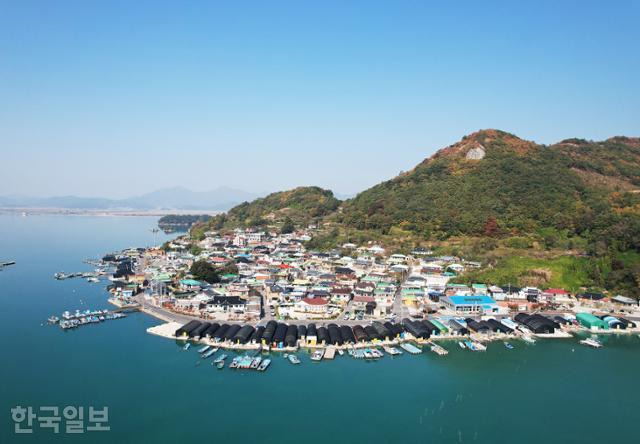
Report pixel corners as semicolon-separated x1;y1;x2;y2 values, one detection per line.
1;0;639;198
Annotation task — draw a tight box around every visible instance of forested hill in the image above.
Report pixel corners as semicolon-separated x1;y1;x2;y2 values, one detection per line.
336;129;640;252
204;186;341;231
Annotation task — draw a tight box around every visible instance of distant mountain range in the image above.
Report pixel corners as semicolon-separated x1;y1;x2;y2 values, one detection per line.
0;186;260;211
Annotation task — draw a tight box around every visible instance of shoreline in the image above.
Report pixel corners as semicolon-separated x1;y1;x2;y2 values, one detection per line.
0;208;222;217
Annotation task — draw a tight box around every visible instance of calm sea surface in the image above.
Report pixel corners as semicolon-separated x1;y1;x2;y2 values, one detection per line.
1;214;639;444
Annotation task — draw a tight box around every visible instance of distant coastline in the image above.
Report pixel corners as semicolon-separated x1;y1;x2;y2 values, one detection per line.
0;207;221;217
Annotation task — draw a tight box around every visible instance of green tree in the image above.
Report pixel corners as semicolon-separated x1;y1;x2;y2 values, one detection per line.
281;216;295;234
190;260;220;284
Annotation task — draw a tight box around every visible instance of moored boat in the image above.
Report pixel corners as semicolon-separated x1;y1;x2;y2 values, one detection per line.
580;338;603;348
310;349;324;361
257;359;271;371
288;354;301;364
213;354;227;364
504;342;514;350
250;356;262;369
383;346;402;356
202;348;218;359
183;343;191;351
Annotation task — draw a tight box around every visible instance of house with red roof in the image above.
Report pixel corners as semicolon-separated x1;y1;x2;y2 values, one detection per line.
294;297;329;315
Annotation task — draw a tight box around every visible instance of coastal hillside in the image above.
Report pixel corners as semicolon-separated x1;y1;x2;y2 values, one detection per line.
205;186;341;231
193;130;640;295
338;130;639;238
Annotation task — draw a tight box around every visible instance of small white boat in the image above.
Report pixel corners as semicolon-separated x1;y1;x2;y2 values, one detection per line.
310;349;324;361
458;341;466;349
183;343;191;351
198;345;211;354
580;338;603;348
338;349;345;356
383;346;402;356
288;354;301;364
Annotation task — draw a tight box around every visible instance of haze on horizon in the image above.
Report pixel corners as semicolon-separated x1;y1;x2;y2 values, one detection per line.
1;1;639;199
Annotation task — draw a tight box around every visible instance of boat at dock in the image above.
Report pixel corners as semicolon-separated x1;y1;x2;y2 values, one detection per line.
183;343;191;351
383;346;402;356
47;316;59;324
310;349;324;361
213;354;227;364
216;361;225;369
288;354;301;364
250;356;262;369
399;343;422;355
257;359;271;371
369;348;384;359
504;342;514;350
458;341;466;349
198;345;211;354
464;340;477;351
580;338;603;348
430;343;449;356
465;340;486;352
338;349;345;356
202;348;218;359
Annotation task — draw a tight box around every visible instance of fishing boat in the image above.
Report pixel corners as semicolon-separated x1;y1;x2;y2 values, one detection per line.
183;343;191;351
213;354;227;364
202;348;218;359
430;343;449;356
229;357;239;369
288;354;301;364
504;342;514;350
257;359;271;371
250;356;262;369
383;346;402;356
458;341;466;349
580;338;603;348
198;345;211;354
310;349;324;361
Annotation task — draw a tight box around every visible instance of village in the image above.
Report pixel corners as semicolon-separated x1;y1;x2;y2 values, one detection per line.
90;224;640;352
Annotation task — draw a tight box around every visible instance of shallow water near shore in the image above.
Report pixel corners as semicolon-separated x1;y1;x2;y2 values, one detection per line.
1;214;639;444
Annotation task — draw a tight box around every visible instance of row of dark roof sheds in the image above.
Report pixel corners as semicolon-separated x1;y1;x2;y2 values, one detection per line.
174;320;407;346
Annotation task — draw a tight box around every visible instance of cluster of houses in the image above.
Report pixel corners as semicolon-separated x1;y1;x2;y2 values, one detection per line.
103;226;637;323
